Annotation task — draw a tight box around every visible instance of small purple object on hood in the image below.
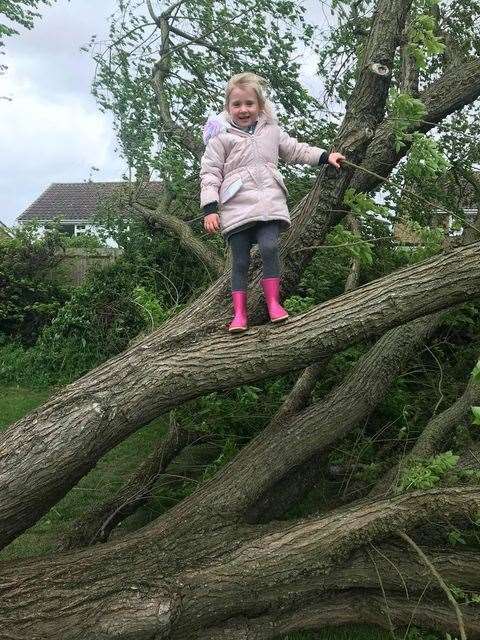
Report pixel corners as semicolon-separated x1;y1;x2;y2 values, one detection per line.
203;113;228;145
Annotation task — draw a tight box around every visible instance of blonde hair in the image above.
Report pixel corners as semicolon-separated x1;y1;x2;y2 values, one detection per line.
223;72;276;122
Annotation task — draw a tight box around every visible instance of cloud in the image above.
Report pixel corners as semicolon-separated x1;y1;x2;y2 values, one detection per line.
0;0;124;226
0;65;124;225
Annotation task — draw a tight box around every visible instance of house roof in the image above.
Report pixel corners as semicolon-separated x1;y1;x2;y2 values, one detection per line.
17;182;164;223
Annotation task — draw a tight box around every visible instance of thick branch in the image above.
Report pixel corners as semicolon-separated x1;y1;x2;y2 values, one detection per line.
3;486;480;639
1;243;480;548
344;214;362;292
134;202;224;277
201;592;480;640
399;14;420;95
220;313;442;522
351;58;480;194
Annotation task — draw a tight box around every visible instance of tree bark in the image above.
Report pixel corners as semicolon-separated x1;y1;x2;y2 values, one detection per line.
2;487;480;639
3;7;480;640
245;312;441;523
1;243;480;548
201;593;480;640
350;57;480;194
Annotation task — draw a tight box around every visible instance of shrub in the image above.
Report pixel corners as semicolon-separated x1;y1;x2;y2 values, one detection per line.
0;224;70;345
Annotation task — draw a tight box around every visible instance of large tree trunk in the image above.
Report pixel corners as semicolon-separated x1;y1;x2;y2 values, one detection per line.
1;243;480;548
2;486;480;639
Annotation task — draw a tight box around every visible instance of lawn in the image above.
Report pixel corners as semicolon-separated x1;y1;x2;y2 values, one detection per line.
0;385;170;559
0;386;51;429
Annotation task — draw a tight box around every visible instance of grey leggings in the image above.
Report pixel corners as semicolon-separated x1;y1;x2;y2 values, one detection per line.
229;221;281;291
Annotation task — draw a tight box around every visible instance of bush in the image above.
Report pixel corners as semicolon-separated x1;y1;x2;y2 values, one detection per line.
32;260;152;383
0;224;70;345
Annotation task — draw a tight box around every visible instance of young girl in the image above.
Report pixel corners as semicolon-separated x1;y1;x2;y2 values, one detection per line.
200;72;344;333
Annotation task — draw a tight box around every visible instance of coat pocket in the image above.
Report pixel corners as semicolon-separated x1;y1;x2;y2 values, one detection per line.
268;167;289;196
220;177;243;204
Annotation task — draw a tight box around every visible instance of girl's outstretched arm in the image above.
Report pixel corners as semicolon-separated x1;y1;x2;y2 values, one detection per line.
278;129;326;166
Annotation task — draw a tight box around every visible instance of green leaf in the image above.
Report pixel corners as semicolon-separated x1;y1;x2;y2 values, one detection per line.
472;407;480;425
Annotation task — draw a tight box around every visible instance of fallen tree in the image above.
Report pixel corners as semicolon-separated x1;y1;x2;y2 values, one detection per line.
2;1;480;638
1;241;480;548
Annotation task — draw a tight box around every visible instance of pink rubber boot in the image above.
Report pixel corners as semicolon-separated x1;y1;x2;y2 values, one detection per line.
261;277;289;322
229;290;248;332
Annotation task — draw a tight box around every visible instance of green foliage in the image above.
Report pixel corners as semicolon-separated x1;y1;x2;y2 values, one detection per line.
0;202;216;388
94;193;210;302
0;224;69;345
407;11;445;70
297;213;386;306
403;628;441;640
343;189;391;221
327;224;374;266
0;0;53;41
447;582;480;605
396;451;460;493
202;436;239;481
403;133;450;181
133;286;173;329
472;406;480;426
284;625;396;640
388;90;428;151
63;232;104;249
316;2;373;103
30;260;154;384
88;0;327;202
394;218;445;264
0;340;50;388
284;295;316;315
472;359;480;382
447;528;467;546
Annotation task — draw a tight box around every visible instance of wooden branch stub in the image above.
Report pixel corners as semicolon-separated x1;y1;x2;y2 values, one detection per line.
370;62;391;76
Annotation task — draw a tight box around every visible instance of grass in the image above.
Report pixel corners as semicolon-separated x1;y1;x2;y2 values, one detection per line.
0;386;51;429
0;385;170;560
285;629;395;640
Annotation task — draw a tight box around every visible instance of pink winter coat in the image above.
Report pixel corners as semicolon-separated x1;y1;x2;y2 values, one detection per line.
200;112;326;237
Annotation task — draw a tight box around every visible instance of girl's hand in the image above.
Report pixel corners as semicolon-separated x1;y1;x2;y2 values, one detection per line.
204;213;221;234
328;152;346;169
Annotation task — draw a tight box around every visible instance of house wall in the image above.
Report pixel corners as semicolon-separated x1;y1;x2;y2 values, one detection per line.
19;221;118;248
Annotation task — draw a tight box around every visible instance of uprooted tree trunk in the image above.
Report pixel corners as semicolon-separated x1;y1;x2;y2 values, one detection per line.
2;486;480;639
1;242;480;548
3;1;480;638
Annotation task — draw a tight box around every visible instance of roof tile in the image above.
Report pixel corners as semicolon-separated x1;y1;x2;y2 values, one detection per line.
17;182;163;222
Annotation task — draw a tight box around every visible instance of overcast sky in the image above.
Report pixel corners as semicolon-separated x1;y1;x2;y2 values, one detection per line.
0;0;329;227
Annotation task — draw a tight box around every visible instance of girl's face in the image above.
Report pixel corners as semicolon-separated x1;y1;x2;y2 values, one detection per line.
227;85;260;127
